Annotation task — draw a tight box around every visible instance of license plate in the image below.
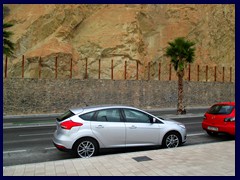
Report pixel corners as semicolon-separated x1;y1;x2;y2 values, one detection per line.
207;126;218;131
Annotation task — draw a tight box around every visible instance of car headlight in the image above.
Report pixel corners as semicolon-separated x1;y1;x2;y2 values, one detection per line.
178;123;186;129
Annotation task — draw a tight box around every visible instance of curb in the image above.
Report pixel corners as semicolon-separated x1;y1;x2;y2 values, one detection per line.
3;113;61;120
3;106;209;119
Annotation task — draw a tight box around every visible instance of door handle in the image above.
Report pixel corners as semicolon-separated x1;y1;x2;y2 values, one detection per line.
96;125;104;128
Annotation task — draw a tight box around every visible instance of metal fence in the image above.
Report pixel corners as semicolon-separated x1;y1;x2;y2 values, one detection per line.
3;55;234;82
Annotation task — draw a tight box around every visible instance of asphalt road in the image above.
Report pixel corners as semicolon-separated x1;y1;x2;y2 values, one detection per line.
3;109;234;166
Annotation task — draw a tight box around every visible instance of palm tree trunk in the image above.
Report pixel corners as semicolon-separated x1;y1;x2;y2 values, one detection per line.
177;71;184;114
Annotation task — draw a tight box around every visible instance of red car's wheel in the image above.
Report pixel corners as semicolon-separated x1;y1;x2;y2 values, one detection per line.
206;131;218;136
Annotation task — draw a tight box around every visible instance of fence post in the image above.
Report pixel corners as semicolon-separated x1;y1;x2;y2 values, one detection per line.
222;66;225;82
4;56;8;78
169;63;171;81
206;65;208;82
69;58;72;79
197;65;200;81
124;61;127;80
85;58;88;79
22;55;25;78
148;62;150;80
98;59;101;79
188;64;191;81
39;57;42;79
214;66;217;82
55;56;58;79
136;61;139;80
158;63;161;81
111;59;113;80
230;67;232;82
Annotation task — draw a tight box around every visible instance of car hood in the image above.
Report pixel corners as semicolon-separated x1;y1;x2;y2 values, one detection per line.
162;118;179;124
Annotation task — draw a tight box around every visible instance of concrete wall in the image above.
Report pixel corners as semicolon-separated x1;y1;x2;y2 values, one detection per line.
3;78;235;115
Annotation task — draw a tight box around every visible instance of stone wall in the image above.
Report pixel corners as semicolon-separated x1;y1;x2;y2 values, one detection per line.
3;78;235;115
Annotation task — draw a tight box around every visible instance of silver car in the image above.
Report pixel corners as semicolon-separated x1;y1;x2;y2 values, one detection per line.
53;105;187;158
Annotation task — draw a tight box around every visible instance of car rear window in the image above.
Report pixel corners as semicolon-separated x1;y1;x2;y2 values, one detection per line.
57;110;75;122
79;112;95;121
207;105;234;115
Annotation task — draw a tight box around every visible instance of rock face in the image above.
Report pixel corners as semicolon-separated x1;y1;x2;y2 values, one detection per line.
4;4;235;81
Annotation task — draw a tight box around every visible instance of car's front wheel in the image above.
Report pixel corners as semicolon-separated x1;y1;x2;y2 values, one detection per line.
162;132;181;148
73;138;99;158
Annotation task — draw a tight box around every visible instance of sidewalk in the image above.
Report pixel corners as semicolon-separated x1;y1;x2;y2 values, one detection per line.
3;141;235;176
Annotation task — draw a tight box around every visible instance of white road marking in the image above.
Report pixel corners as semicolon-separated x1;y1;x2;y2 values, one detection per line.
44;147;56;150
19;133;53;137
3;150;27;154
187;133;206;137
3;147;56;154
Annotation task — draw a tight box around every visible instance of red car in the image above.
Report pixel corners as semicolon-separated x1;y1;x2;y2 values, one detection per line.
202;102;235;136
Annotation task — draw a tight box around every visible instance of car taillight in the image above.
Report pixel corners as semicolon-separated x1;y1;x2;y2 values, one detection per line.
60;120;83;130
224;117;235;122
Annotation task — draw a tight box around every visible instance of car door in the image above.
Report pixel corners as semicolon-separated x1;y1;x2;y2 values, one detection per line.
122;108;162;147
90;108;126;148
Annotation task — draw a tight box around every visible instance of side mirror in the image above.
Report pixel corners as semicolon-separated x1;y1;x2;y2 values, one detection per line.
150;117;156;123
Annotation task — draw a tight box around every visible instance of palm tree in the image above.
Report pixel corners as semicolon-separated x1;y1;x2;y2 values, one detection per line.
3;22;15;57
165;37;196;114
3;6;15;57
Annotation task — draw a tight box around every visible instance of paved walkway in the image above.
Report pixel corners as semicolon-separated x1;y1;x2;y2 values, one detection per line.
3;141;235;176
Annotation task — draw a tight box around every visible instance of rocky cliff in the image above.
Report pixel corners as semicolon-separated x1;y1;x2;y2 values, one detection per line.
4;4;235;81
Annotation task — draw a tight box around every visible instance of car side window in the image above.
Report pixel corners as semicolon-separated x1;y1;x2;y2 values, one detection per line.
79;112;95;121
208;105;234;115
95;109;122;122
123;109;151;123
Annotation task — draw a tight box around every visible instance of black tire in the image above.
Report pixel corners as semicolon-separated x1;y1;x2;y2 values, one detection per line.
206;131;218;136
162;131;181;148
73;138;99;158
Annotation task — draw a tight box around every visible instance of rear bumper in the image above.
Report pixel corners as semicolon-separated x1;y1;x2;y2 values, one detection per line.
202;122;235;136
53;141;71;152
52;130;75;150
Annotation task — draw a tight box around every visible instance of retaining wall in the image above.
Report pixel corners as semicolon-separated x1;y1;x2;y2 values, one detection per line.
3;78;235;115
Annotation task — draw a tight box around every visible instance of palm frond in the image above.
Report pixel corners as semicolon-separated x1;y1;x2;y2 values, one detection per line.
165;37;196;73
3;22;15;57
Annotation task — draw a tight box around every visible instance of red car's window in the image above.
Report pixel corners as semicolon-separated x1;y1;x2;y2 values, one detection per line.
207;105;234;115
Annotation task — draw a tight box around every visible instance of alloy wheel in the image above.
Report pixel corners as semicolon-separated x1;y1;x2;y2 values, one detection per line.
77;140;95;158
165;134;179;148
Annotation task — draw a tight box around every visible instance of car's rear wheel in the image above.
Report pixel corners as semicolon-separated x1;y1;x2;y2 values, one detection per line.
162;132;181;148
73;138;99;158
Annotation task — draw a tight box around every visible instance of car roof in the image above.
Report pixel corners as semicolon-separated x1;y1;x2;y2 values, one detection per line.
70;105;140;115
215;102;235;106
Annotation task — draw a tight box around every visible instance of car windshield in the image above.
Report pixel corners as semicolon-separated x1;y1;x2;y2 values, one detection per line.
57;110;75;122
207;105;234;115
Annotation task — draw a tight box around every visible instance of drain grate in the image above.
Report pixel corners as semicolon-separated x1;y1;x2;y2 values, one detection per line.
132;156;152;162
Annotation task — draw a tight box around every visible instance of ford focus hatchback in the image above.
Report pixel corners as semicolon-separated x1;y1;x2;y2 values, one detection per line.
53;105;187;158
202;102;235;136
